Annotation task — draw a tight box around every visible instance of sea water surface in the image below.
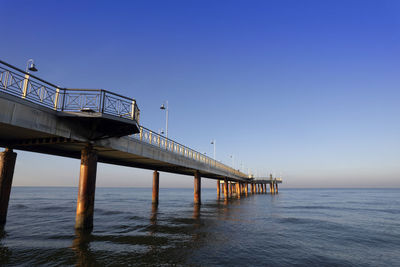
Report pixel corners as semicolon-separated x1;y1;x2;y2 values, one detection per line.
0;187;399;266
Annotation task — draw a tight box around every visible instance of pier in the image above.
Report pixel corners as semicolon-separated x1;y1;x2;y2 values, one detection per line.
0;60;282;230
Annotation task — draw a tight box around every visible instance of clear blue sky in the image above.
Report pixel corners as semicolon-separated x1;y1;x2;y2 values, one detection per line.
2;0;399;188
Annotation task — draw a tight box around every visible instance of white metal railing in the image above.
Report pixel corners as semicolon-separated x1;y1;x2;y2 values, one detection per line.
132;126;248;179
0;60;140;123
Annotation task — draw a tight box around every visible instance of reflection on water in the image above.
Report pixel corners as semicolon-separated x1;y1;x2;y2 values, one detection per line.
1;188;399;266
193;204;200;220
72;230;98;267
0;228;11;266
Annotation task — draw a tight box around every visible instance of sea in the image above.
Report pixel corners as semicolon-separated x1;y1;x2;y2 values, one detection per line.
0;187;399;266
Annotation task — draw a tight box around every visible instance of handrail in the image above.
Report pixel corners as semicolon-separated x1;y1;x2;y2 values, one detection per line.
132;126;249;179
0;60;140;123
65;88;135;101
0;59;60;89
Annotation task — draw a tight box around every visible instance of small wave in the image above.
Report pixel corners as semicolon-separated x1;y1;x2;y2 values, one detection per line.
12;204;28;209
278;217;319;225
92;234;169;246
95;209;125;216
283;205;331;210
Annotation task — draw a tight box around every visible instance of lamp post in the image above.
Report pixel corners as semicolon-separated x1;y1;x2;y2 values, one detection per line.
211;139;216;160
160;101;169;139
26;59;38;73
230;154;235;169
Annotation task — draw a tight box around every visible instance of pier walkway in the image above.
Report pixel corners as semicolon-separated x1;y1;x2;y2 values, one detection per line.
0;60;282;230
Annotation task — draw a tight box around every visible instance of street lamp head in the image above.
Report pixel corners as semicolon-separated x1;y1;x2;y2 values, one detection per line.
28;63;38;72
160;104;166;110
26;59;38;72
211;141;214;145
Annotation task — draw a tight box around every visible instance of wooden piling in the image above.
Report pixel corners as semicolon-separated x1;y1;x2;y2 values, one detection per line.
236;183;241;199
152;171;159;205
0;148;17;225
194;171;201;205
217;180;220;196
75;145;98;230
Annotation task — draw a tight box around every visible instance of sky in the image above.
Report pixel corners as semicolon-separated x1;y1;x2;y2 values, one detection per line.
2;0;400;188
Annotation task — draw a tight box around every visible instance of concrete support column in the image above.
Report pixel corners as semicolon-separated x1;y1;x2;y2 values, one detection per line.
264;184;267;193
275;183;279;194
0;148;17;225
261;183;264;193
224;178;229;198
236;183;241;199
245;183;248;195
75;145;98;230
194;171;201;205
270;183;275;194
251;184;254;194
152;171;160;205
217;180;220;196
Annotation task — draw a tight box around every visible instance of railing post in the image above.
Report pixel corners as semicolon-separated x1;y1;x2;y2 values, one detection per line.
139;127;143;141
149;131;152;144
131;100;136;120
53;88;60;110
22;73;29;98
2;70;10;90
101;90;106;113
61;89;66;111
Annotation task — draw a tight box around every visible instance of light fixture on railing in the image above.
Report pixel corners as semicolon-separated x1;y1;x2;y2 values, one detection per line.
160;101;169;139
26;59;38;73
211;139;216;160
